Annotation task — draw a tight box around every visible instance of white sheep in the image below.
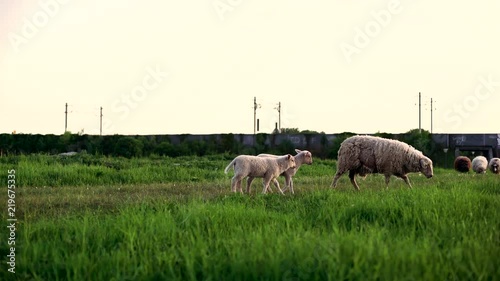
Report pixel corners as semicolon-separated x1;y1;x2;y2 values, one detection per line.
471;156;488;174
488;157;500;174
258;149;313;194
331;135;433;190
224;154;296;194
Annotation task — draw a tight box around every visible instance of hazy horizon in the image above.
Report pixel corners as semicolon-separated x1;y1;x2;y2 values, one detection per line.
1;1;499;135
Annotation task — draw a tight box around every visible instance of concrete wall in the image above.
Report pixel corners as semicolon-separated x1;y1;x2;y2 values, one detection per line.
161;133;500;157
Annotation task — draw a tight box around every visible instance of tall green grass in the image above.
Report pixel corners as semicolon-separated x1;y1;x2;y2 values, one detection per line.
0;154;499;280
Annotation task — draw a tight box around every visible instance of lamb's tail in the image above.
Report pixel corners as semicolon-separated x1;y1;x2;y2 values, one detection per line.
224;159;236;174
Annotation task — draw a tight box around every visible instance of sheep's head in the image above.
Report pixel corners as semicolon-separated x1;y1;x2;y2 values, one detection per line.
490;158;500;174
295;149;313;165
419;157;433;178
287;154;296;169
491;164;499;173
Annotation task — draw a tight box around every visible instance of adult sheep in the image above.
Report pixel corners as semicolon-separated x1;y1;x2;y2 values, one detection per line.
454;156;471;173
224;154;296;194
258;149;313;194
471;156;488;174
489;158;500;174
331;136;433;190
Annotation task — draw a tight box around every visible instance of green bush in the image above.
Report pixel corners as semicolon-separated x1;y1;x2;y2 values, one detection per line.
113;137;143;158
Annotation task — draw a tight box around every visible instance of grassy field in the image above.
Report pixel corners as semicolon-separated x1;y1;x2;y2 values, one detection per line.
1;154;499;280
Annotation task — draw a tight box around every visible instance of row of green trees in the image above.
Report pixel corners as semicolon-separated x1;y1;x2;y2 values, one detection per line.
0;129;441;162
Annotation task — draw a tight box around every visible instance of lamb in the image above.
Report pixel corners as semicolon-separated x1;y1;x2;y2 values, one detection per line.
224;154;296;194
489;158;500;174
471;156;488;174
454;156;471;173
331;135;433;190
257;149;313;194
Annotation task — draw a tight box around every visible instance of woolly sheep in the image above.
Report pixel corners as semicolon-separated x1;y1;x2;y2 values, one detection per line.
331;136;433;190
489;158;500;174
224;154;296;194
471;156;488;174
454;156;471;173
258;149;313;194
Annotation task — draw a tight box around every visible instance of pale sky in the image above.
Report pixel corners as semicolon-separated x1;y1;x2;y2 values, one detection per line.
1;0;499;135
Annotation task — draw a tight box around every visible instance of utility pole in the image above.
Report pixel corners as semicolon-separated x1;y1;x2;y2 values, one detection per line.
275;102;281;133
254;97;257;135
253;97;261;134
418;92;421;134
430;98;433;134
100;107;103;136
65;103;68;133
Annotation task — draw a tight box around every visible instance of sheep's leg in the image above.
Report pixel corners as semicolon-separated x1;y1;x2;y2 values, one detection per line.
237;178;244;193
331;170;345;188
246;177;255;194
269;179;280;193
273;179;285;195
231;176;240;193
282;175;293;193
348;170;360;191
263;177;284;195
262;180;269;194
289;177;294;194
273;178;285;195
401;175;412;188
384;175;391;189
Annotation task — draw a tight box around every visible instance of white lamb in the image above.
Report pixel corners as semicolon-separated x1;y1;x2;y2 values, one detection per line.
471;156;488;174
258;149;313;194
224;154;296;194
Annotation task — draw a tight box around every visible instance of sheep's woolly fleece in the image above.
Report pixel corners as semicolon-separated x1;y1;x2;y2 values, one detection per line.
471;156;488;174
258;149;313;194
454;156;471;173
332;135;433;190
224;154;295;194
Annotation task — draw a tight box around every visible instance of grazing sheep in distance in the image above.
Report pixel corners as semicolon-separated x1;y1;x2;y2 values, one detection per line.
454;156;471;173
224;154;296;194
331;135;433;190
258;149;313;194
489;158;500;174
471;156;488;174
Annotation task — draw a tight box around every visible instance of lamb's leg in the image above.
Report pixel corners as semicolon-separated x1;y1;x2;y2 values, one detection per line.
236;177;244;193
268;179;280;193
289;177;294;194
262;180;269;194
231;176;239;193
246;177;255;194
401;175;412;188
331;170;345;188
273;178;285;195
348;170;360;191
282;176;289;192
263;177;284;195
269;178;285;195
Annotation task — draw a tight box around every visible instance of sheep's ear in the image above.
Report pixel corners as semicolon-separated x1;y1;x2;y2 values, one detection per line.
295;149;301;154
288;154;292;159
419;158;426;168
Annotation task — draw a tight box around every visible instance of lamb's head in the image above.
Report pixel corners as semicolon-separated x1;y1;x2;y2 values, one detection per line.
295;149;313;165
419;157;433;178
286;154;296;169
